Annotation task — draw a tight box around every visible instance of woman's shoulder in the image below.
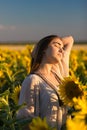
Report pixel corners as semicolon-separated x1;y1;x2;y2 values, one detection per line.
22;73;42;86
26;73;42;80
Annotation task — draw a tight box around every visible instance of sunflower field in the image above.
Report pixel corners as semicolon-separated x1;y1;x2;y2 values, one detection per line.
0;45;87;130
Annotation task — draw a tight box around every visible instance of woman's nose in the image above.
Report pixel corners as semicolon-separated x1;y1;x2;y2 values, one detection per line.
59;48;63;53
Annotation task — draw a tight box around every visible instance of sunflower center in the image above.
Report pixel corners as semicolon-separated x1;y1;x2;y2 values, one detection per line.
65;81;83;100
85;114;87;124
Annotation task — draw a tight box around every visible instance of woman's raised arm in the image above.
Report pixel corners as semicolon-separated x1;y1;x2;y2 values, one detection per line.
62;36;74;54
61;36;74;77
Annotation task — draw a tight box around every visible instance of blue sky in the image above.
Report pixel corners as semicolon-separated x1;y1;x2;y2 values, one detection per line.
0;0;87;42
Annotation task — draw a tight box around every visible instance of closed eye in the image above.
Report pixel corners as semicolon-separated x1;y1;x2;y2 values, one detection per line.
63;44;67;50
53;42;64;48
53;42;61;46
54;44;59;48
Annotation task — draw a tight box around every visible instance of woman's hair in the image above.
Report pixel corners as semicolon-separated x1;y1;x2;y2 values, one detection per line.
30;35;61;73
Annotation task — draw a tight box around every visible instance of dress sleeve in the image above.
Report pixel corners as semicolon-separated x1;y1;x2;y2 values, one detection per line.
17;75;40;119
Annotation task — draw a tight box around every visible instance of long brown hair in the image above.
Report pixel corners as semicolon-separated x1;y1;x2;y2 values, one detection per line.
30;35;61;73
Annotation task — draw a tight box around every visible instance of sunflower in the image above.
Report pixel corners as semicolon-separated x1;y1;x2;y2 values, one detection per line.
11;85;21;105
58;77;83;106
29;117;56;130
66;96;87;130
73;97;87;113
0;97;9;109
0;70;3;77
66;117;87;130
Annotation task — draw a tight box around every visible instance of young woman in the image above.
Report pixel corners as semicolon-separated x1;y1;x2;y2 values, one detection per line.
17;35;74;130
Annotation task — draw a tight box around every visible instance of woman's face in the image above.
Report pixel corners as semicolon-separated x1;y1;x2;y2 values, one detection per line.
43;38;64;63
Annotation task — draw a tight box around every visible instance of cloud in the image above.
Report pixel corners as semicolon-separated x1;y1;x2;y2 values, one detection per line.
0;24;16;30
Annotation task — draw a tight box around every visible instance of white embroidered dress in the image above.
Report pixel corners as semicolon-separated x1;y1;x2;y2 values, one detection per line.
17;74;68;130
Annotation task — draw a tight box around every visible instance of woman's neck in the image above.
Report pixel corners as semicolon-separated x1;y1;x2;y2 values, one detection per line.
36;63;53;75
35;62;62;86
